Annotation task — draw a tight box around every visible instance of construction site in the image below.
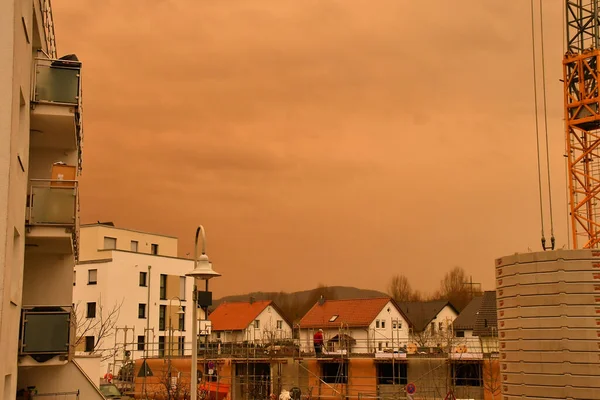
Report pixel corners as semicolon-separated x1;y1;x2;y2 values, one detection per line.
103;335;499;400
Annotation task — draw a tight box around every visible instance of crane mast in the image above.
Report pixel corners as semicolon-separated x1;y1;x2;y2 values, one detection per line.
564;1;600;248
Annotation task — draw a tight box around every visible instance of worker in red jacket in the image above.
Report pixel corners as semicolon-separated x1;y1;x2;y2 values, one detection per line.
313;329;324;356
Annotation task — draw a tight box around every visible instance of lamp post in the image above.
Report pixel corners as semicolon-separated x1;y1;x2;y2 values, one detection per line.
187;226;221;400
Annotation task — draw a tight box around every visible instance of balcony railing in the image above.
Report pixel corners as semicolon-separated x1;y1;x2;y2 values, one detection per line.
31;56;84;170
27;179;78;226
20;306;72;357
33;57;81;105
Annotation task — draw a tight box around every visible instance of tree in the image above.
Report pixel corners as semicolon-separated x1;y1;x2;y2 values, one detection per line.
73;297;123;361
437;266;478;311
387;274;413;302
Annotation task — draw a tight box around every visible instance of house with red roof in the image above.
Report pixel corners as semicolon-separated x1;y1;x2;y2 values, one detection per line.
208;299;292;343
298;297;410;355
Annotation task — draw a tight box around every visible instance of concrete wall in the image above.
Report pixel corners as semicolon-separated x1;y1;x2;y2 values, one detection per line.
73;250;195;380
22;253;73;306
79;224;178;261
16;361;104;399
73;355;102;387
0;0;42;397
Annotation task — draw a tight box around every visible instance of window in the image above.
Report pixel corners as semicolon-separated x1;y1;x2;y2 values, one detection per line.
151;244;159;255
88;269;97;285
376;362;408;385
103;237;117;249
158;336;165;357
137;335;145;351
376;320;380;328
138;303;147;319
159;305;166;331
178;337;185;355
276;320;283;329
130;240;138;252
159;275;166;300
392;321;397;329
73;270;76;286
85;336;95;352
180;276;186;300
378;342;383;351
86;302;96;318
139;271;147;287
456;330;465;338
179;306;186;331
254;320;260;329
398;322;402;329
321;362;347;384
381;320;386;329
439;321;444;331
329;315;338;322
452;362;483;387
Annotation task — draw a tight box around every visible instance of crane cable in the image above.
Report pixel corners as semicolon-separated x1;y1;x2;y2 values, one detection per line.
538;0;556;251
530;0;547;250
530;0;555;251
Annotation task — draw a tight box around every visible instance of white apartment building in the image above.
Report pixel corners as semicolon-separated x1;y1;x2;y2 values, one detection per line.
398;300;459;350
0;0;103;398
209;300;292;343
298;298;411;355
74;223;200;382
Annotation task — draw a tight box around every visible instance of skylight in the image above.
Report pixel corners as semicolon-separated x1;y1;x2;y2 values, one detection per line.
329;315;338;322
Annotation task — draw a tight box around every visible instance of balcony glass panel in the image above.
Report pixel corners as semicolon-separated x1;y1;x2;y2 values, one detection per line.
35;61;80;105
30;185;76;225
21;311;70;354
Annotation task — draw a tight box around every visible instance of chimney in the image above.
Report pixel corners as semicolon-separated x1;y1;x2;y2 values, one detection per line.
318;295;325;306
249;296;255;305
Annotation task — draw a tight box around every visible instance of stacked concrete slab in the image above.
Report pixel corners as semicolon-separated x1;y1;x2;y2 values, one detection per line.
495;249;600;400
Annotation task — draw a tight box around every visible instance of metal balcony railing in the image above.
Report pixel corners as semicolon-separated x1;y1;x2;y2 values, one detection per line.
20;306;73;356
38;0;57;59
28;179;78;226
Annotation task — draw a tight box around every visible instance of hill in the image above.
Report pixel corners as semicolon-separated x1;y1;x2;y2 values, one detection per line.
212;286;387;322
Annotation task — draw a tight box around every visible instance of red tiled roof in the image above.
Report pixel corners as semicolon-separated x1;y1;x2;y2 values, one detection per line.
299;297;398;328
209;300;273;331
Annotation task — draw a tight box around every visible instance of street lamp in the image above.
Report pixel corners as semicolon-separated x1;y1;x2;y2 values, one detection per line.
187;226;221;400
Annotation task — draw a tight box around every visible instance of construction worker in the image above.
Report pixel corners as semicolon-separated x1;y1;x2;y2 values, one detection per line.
313;329;324;356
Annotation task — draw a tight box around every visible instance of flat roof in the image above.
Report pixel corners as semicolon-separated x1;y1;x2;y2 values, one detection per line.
80;223;178;239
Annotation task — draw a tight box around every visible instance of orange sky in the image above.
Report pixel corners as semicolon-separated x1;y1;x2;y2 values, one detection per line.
52;1;568;298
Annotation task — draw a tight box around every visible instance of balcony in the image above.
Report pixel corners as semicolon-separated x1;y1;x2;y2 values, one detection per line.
30;57;82;159
26;179;78;256
19;306;73;366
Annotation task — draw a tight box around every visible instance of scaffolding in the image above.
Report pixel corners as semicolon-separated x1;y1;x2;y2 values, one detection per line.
127;331;497;400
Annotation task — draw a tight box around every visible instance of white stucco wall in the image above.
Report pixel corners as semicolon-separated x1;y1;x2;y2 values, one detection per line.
0;1;49;398
212;303;292;343
366;300;411;352
17;361;104;399
79;224;179;261
73;250;196;379
298;301;409;354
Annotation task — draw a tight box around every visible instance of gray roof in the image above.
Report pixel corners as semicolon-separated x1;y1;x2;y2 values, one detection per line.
473;291;497;337
453;291;497;337
397;300;457;332
452;296;484;331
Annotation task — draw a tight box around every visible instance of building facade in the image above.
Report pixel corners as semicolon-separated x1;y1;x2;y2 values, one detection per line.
0;0;103;398
74;224;199;382
298;298;411;354
209;300;293;344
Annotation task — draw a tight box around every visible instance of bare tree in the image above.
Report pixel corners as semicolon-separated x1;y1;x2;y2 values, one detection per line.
73;297;123;361
152;361;191;400
387;274;413;302
437;266;477;311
